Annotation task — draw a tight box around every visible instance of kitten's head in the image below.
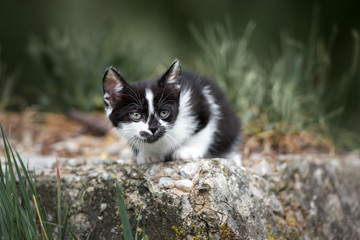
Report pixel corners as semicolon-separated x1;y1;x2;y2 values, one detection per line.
103;60;181;146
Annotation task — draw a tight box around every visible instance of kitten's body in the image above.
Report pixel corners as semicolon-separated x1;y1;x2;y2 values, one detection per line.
103;61;240;164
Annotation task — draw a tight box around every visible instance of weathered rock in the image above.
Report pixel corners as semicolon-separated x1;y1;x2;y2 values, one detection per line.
35;154;360;240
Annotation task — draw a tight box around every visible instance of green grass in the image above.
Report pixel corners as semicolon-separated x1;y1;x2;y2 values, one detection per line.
0;124;76;239
1;123;51;239
115;180;134;240
115;180;148;240
191;19;360;149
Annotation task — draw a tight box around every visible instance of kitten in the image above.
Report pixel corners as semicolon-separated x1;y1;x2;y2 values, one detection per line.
103;60;241;164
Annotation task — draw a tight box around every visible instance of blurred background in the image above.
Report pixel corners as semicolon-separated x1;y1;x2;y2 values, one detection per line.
0;0;360;151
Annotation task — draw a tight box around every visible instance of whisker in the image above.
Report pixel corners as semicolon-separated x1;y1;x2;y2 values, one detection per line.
132;136;144;152
164;133;180;150
128;136;140;150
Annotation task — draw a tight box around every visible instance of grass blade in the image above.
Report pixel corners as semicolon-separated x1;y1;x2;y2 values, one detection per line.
56;157;62;240
135;206;142;240
33;194;49;240
61;205;70;240
142;216;147;240
115;180;134;240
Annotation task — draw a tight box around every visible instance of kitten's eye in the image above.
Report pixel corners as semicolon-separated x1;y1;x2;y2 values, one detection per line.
130;112;142;121
159;110;170;119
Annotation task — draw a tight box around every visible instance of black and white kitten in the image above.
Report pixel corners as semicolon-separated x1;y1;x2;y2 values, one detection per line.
103;60;241;164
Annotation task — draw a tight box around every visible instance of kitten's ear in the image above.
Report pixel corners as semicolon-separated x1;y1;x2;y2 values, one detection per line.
159;60;181;89
102;67;127;111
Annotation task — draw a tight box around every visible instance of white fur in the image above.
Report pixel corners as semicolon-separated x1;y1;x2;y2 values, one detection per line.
119;121;148;139
167;61;179;84
166;61;181;89
172;86;220;160
103;93;113;117
166;89;198;149
114;83;123;93
145;88;155;117
104;81;122;117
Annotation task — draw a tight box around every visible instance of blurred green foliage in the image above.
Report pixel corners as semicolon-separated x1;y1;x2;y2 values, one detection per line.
0;1;359;149
28;26;152;112
192;19;360;148
0;47;19;111
7;19;360;149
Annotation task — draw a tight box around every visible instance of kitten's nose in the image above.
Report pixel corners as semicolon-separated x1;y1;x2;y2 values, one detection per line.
149;126;158;134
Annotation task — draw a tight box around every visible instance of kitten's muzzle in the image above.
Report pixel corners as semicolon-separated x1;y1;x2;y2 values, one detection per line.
140;127;166;143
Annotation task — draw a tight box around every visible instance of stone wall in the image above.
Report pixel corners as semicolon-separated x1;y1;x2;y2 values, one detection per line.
36;154;360;239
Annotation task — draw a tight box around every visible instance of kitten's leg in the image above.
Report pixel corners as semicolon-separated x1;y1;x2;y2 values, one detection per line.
136;153;147;165
172;146;206;160
136;153;165;164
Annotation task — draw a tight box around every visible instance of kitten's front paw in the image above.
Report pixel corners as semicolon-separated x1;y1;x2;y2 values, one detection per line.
136;155;164;164
172;148;203;161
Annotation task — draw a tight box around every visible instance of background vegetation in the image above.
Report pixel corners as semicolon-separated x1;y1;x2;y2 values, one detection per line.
0;1;359;149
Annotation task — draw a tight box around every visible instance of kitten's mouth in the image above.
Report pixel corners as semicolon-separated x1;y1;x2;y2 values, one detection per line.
139;128;166;143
